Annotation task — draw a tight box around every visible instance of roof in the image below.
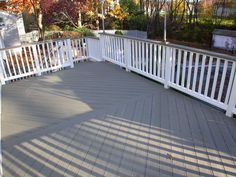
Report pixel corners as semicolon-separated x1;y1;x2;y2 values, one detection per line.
213;29;236;37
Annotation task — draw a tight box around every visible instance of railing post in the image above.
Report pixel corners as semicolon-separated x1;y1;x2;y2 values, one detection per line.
0;82;2;177
124;38;131;72
86;38;92;60
164;46;172;89
58;41;64;66
0;51;6;85
226;72;236;117
85;38;89;59
100;34;105;61
66;39;74;68
0;68;5;85
32;45;42;76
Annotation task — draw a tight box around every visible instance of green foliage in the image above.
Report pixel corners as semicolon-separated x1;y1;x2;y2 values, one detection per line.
74;27;95;37
45;31;82;40
63;25;75;31
124;13;148;31
45;24;61;31
173;23;215;44
115;30;123;35
119;0;139;14
61;31;83;38
63;25;95;37
108;20;120;29
44;31;54;40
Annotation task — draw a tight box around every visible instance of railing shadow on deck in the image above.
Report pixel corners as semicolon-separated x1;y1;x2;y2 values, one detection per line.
2;111;236;177
2;62;236;176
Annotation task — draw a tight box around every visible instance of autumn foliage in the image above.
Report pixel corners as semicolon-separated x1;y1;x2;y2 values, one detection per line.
41;0;87;27
4;0;40;14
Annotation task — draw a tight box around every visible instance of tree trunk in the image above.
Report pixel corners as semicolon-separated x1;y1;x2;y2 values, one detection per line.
96;6;99;30
140;0;144;11
78;10;82;27
147;12;160;38
37;10;44;41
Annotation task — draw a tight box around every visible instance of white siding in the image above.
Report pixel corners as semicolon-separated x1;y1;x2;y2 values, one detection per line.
0;11;21;47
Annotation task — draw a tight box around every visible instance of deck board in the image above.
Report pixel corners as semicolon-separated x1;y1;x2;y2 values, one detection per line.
2;61;236;177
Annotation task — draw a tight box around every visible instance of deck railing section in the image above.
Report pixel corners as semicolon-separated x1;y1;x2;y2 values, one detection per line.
71;38;88;62
100;33;236;117
86;37;102;61
0;38;88;84
102;35;125;67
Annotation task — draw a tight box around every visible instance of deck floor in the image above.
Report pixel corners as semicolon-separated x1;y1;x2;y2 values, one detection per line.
2;61;236;177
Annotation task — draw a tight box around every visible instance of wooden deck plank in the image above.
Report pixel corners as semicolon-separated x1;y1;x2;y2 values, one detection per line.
191;99;227;177
2;61;236;177
186;97;214;177
168;92;187;177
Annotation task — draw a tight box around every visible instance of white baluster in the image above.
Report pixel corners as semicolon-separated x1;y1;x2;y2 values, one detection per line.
66;39;74;68
124;39;131;72
0;51;6;85
226;70;236;117
100;35;107;61
192;53;199;91
32;45;42;76
164;46;172;89
204;56;213;96
225;62;236;105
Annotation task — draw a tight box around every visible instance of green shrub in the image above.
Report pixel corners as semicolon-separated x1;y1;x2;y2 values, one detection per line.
46;25;61;31
124;13;148;31
115;30;123;35
63;25;74;31
61;31;82;38
63;26;94;37
44;32;54;40
107;20;121;29
74;27;95;37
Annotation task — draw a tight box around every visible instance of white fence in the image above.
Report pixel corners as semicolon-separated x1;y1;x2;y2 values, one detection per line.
0;38;88;84
100;33;236;117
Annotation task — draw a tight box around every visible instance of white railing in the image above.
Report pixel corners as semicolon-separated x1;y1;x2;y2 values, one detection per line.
0;38;88;84
71;38;88;62
87;37;102;61
100;33;236;117
0;34;235;117
102;35;125;67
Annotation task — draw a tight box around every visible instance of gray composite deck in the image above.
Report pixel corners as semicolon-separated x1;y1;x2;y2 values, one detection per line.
2;61;236;177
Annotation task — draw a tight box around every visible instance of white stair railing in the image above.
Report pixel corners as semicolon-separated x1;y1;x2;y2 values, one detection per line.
100;33;236;117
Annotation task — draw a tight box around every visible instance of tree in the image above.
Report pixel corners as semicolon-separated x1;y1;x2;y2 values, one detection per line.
109;4;128;29
41;0;88;29
83;0;101;29
5;0;44;40
120;0;139;14
0;1;6;10
185;0;200;26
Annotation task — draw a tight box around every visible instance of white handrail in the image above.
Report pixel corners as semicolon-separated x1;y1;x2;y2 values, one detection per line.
100;33;236;62
100;33;236;117
0;38;88;84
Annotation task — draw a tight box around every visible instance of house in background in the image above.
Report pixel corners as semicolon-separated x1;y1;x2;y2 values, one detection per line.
212;29;236;52
213;0;236;17
0;11;25;48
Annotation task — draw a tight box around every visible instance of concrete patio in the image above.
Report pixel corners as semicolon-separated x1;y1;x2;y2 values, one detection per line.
2;61;236;177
